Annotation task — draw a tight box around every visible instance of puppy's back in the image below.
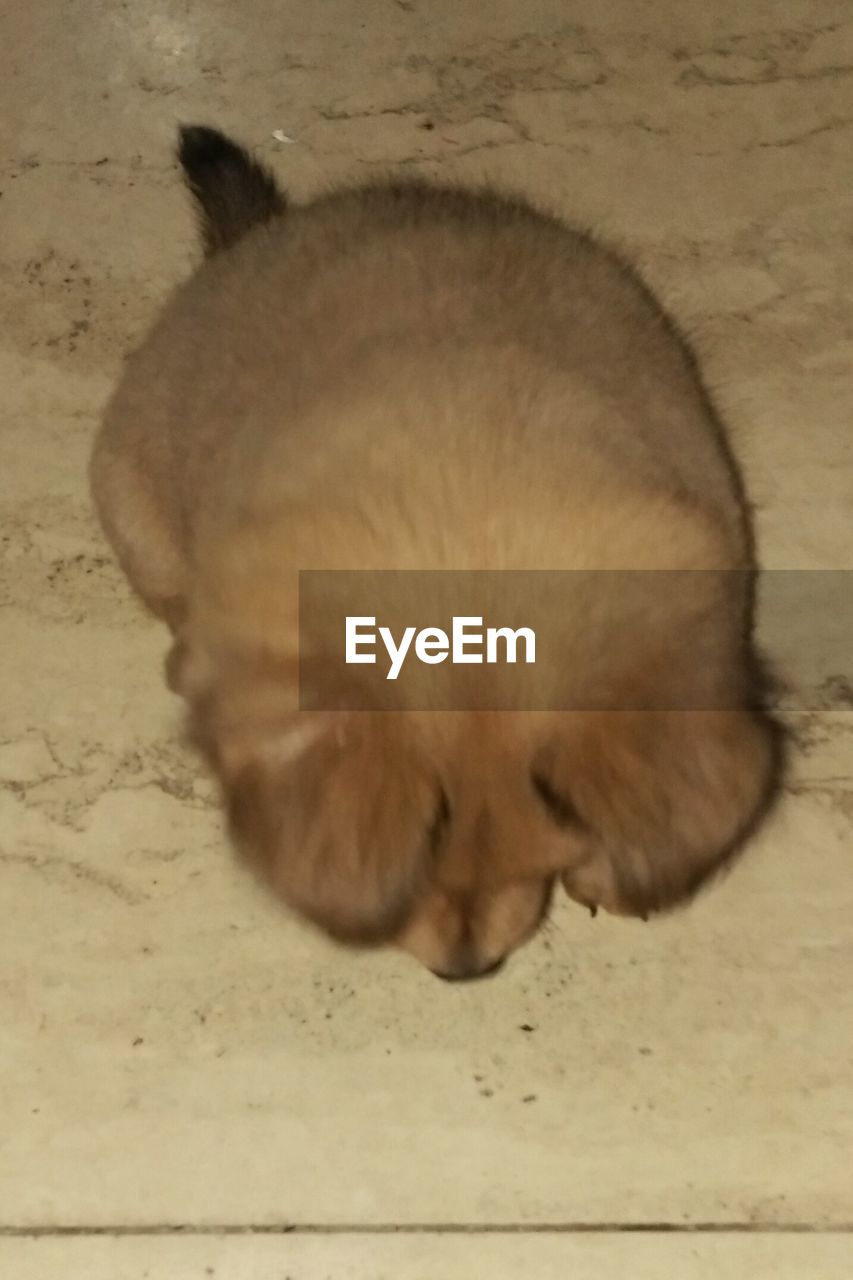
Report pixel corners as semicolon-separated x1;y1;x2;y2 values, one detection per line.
101;173;747;568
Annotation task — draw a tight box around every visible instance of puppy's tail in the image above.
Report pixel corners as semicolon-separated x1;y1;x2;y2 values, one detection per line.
177;125;286;256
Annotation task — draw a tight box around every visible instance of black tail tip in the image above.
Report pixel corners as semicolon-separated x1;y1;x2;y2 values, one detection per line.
175;123;286;257
177;124;246;173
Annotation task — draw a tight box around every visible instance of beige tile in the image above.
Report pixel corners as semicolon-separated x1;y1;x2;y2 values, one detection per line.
2;0;852;1246
2;775;852;1225
2;1234;853;1280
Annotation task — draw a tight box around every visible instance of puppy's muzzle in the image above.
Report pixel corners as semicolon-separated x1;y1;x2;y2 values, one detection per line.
431;956;507;983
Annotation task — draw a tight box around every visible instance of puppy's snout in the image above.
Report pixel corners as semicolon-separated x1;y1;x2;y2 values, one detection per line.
431;956;507;983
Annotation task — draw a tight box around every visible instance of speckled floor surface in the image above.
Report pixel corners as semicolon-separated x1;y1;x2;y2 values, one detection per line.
1;1;852;1276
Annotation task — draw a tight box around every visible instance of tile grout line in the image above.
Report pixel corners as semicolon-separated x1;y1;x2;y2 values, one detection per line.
2;1223;853;1238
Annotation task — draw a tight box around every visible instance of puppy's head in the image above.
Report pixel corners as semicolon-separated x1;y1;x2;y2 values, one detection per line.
185;651;782;977
194;690;565;975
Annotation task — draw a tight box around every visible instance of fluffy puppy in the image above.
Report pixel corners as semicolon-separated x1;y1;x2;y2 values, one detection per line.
90;126;783;979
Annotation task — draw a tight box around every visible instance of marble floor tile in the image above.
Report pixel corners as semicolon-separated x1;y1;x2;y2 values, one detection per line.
2;1234;853;1280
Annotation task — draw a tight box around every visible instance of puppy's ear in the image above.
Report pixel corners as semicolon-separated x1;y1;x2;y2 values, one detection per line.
195;671;437;944
550;709;782;918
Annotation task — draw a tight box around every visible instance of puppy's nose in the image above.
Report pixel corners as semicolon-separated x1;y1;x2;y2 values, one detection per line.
432;957;506;983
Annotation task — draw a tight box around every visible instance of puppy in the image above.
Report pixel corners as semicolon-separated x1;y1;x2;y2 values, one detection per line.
90;125;783;979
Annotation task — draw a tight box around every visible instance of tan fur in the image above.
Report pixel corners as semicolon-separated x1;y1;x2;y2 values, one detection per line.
91;140;782;978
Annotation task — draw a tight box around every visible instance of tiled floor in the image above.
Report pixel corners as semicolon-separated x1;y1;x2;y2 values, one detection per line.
1;1;852;1276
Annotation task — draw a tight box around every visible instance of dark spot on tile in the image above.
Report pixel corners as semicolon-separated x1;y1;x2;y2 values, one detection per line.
822;674;853;707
